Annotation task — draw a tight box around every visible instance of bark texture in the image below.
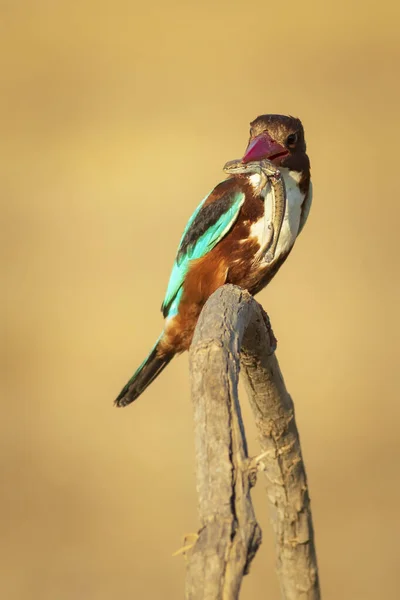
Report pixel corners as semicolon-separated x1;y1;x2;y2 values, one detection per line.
185;285;320;600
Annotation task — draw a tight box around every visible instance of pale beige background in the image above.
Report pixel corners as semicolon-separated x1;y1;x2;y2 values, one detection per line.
2;1;400;599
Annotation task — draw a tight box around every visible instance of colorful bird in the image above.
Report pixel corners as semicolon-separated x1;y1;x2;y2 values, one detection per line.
115;114;312;407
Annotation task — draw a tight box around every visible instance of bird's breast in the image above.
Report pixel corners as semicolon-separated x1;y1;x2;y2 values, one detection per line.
249;168;305;261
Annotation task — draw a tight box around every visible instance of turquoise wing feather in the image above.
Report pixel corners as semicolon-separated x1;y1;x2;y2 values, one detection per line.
161;185;245;318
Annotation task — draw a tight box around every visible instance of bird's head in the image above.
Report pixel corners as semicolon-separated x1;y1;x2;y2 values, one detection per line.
242;114;308;171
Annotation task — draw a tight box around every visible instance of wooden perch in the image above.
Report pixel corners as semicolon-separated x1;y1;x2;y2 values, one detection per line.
185;284;321;600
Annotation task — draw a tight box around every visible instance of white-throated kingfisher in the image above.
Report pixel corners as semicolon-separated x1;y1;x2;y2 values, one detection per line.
115;114;312;407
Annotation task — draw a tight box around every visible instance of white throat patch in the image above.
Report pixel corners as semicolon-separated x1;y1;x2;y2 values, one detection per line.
249;168;306;259
249;173;263;190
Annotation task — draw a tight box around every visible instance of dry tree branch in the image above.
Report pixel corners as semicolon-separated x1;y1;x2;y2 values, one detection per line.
184;284;320;600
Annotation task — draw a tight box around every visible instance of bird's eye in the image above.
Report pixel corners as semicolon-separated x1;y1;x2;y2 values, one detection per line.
286;133;298;147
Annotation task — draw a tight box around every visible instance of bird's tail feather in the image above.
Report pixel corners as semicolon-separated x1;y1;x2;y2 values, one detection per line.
114;336;172;407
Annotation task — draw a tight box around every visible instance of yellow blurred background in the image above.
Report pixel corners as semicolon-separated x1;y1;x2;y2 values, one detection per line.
2;1;400;598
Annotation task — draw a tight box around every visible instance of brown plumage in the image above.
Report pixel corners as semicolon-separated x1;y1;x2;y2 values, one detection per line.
115;114;312;406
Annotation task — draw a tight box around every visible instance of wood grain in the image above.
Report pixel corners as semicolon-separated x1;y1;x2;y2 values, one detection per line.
185;285;320;600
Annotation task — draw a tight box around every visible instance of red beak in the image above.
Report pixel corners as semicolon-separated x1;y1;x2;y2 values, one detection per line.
242;132;288;163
